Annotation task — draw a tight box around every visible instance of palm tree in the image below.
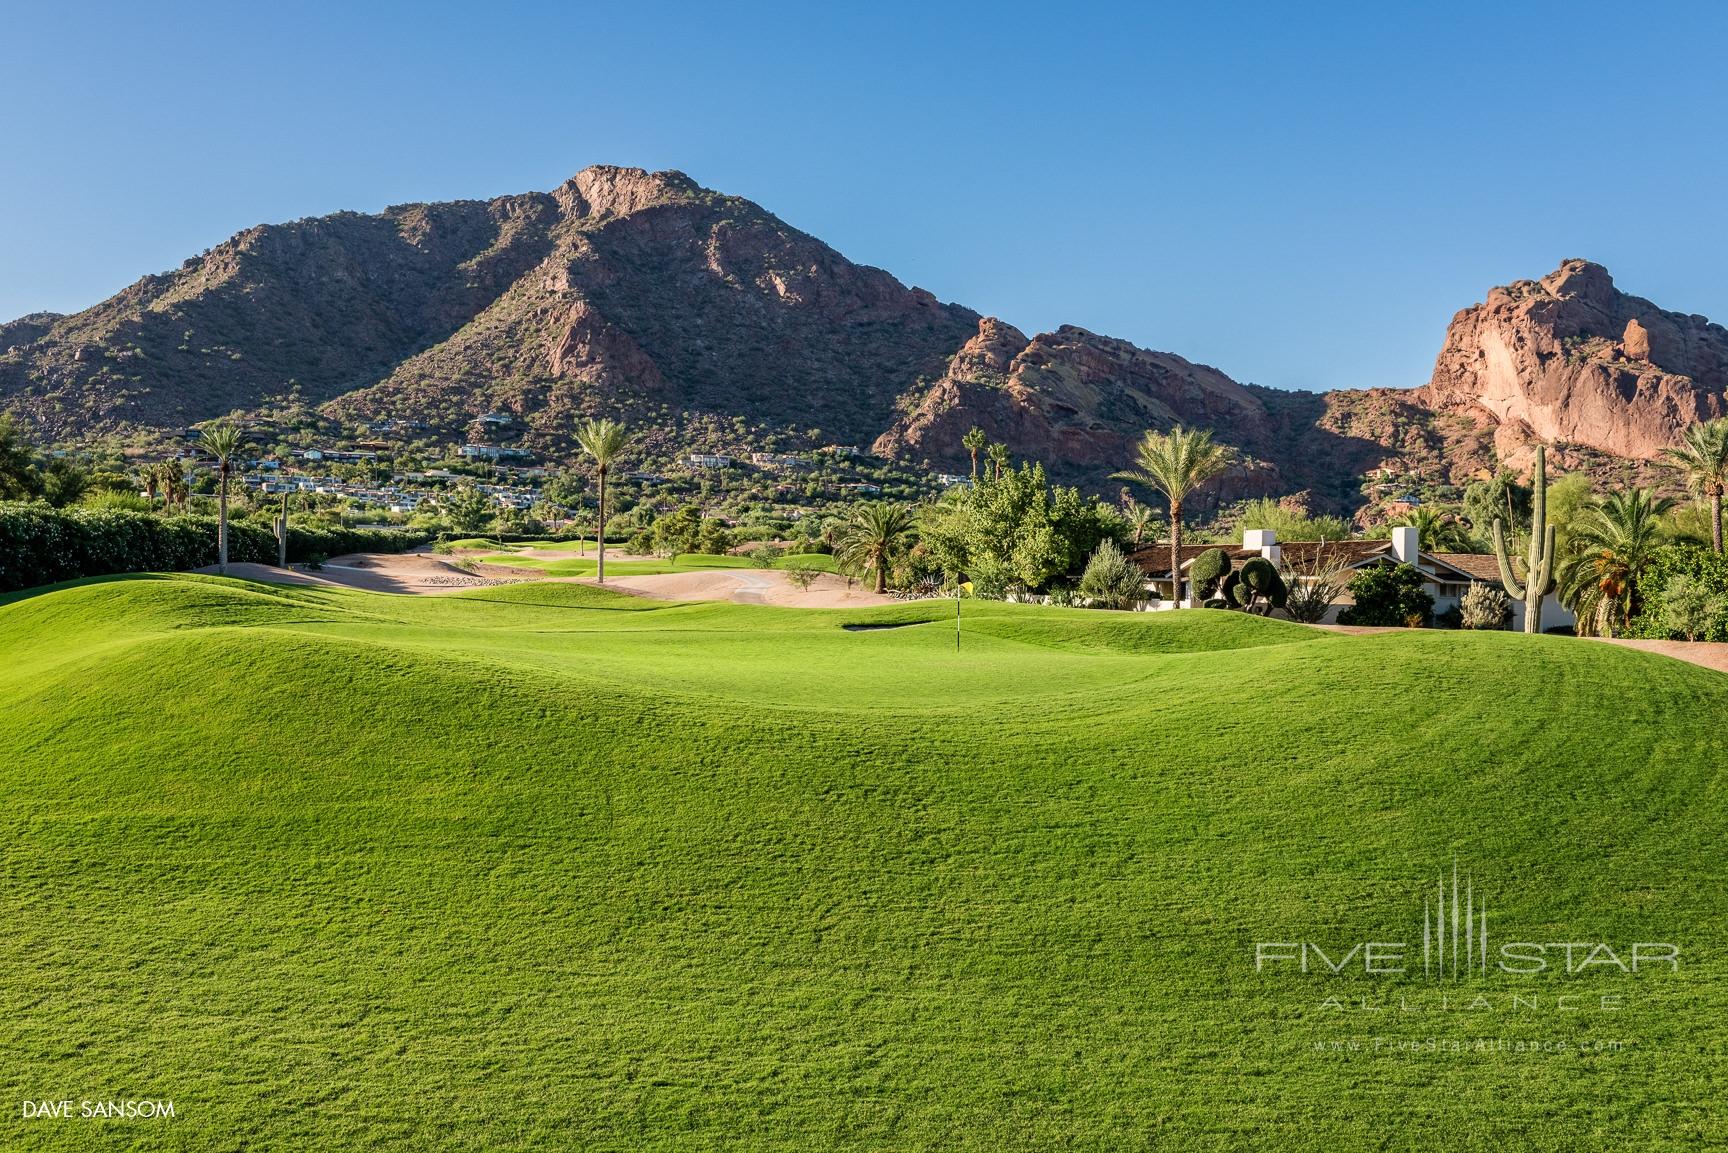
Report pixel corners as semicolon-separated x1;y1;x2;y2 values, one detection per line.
1394;505;1477;552
575;418;631;584
961;427;988;480
199;423;243;575
985;443;1010;482
835;501;913;593
1557;487;1673;636
1122;500;1155;549
1662;418;1728;553
1113;426;1233;605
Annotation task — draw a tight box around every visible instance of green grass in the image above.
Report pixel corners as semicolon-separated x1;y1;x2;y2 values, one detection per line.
479;551;839;577
2;574;1726;1151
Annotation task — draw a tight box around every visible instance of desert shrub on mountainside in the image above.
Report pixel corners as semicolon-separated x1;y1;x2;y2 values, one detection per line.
1336;563;1433;627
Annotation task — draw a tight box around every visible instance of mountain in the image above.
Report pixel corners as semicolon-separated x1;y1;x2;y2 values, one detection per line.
3;167;1723;513
1419;258;1728;467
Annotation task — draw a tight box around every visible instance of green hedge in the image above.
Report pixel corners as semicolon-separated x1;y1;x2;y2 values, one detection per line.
1628;545;1728;641
0;504;428;594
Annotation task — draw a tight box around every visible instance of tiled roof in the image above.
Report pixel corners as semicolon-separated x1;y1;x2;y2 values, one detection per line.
1427;552;1501;582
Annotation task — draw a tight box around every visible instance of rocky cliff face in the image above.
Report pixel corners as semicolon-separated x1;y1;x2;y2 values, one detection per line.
3;170;1722;513
1419;259;1728;463
873;318;1286;502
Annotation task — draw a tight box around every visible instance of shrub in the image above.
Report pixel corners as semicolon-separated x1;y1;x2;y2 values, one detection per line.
0;504;427;594
1189;548;1231;598
1659;575;1728;642
784;567;821;592
1228;556;1287;614
1459;582;1512;630
1628;545;1728;641
1078;539;1145;610
1336;563;1434;627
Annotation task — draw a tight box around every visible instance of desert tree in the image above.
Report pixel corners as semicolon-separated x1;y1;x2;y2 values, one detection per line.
575;418;631;584
835;501;914;593
1662;418;1728;554
1557;487;1673;636
1113;425;1233;605
199;422;244;575
962;426;987;480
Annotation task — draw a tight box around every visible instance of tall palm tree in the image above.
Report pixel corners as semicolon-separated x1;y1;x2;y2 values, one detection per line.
1557;487;1673;636
1662;418;1728;553
961;427;988;480
835;501;913;593
1122;500;1156;549
1394;505;1477;552
199;423;243;575
575;418;631;584
1113;425;1233;605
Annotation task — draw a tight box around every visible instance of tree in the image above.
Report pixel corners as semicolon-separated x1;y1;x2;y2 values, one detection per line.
1078;539;1145;609
1114;426;1232;605
835;502;913;593
1121;500;1156;549
1392;505;1476;552
442;485;495;534
575;418;631;584
1662;418;1728;554
1557;488;1673;636
985;443;1010;482
0;414;41;500
1659;575;1727;642
199;423;244;575
1223;555;1287;614
962;427;988;480
1336;564;1433;627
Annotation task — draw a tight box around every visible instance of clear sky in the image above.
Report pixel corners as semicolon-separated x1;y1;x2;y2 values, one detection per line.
5;1;1725;392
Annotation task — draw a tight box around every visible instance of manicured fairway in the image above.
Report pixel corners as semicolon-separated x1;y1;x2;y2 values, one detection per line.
1;575;1725;1151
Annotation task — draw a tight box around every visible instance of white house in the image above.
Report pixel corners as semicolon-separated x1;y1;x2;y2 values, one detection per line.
1129;527;1574;630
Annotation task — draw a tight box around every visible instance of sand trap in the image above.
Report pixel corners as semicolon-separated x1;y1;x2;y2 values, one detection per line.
595;569;892;609
200;552;519;595
1587;636;1728;674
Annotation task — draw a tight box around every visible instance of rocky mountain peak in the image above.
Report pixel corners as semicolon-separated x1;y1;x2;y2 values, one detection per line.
553;165;703;221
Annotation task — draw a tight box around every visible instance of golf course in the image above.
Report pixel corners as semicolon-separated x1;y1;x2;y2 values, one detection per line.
2;573;1725;1151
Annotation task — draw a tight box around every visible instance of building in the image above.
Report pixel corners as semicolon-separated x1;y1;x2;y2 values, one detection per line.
687;454;735;469
460;444;532;461
1129;527;1574;630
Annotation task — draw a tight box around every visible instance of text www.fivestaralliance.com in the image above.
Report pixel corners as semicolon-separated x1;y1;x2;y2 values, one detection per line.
1312;1037;1628;1056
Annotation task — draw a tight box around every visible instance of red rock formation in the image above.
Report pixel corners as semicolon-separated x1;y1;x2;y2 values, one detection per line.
1418;259;1728;460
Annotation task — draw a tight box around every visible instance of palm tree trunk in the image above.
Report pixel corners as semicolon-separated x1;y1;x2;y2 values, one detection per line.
1169;500;1182;606
1713;489;1723;555
218;465;230;575
874;550;886;594
596;469;607;584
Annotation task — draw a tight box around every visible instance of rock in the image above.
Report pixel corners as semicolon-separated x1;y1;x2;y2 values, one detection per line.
1417;259;1728;459
1623;317;1651;360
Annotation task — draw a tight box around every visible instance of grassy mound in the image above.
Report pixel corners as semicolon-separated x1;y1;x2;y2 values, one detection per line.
2;575;1724;1151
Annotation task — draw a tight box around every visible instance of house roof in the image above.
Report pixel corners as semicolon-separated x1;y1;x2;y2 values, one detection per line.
1128;539;1396;578
1426;552;1502;582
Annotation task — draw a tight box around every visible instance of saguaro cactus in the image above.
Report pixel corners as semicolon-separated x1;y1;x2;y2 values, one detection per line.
1492;445;1556;634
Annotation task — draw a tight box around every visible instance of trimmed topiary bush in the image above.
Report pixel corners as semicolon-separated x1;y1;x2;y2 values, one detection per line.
1189;548;1231;599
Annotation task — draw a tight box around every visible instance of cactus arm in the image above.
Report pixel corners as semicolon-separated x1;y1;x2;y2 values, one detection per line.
1491;519;1527;600
1531;523;1556;598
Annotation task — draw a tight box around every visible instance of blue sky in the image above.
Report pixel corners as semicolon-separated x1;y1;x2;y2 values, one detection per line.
4;1;1725;391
